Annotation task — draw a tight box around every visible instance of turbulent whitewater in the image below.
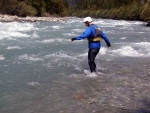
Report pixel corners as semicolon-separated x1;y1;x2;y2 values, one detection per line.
0;18;150;113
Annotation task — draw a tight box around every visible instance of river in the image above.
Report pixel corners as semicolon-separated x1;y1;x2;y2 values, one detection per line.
0;18;150;113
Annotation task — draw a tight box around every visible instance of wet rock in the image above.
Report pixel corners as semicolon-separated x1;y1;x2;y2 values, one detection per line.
146;22;150;27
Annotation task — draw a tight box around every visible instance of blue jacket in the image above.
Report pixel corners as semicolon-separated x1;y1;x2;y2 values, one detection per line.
75;24;110;49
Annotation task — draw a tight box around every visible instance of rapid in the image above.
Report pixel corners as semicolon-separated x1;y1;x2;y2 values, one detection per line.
0;18;150;113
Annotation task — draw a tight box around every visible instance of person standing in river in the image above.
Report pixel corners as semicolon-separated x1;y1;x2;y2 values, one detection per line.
71;17;111;73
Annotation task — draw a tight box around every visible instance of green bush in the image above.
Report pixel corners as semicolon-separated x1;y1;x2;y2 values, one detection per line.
96;10;105;18
100;9;110;18
28;0;46;16
117;6;127;19
15;2;36;17
126;2;141;20
95;10;101;18
108;9;115;19
45;0;66;16
0;0;18;15
140;0;150;22
82;10;90;17
90;11;97;18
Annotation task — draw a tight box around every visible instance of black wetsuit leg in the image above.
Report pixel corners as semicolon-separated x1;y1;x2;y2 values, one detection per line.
88;48;100;73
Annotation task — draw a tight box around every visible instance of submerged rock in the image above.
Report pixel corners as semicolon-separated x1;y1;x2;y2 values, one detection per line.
146;22;150;26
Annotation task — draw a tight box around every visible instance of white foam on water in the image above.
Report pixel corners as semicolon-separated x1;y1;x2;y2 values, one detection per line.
27;81;40;87
99;47;108;55
31;31;39;39
86;73;98;77
18;54;42;61
51;26;63;29
94;19;144;27
72;29;84;33
77;53;87;57
134;42;150;47
44;51;76;60
62;33;78;37
75;48;109;59
104;30;115;34
138;32;145;34
41;39;55;43
84;70;90;74
120;37;127;40
69;74;80;78
39;38;71;44
111;46;144;57
66;17;83;23
0;55;5;60
105;42;150;57
0;22;34;31
133;42;150;56
66;17;145;28
84;70;98;77
9;32;29;38
74;67;82;72
56;52;73;59
6;46;22;50
97;65;107;71
0;22;35;40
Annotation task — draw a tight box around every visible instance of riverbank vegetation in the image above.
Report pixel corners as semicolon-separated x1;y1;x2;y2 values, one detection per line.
0;0;149;25
0;0;67;17
69;0;150;24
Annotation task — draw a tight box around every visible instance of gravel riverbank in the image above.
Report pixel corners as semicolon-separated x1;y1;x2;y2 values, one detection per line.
0;14;67;22
1;14;149;27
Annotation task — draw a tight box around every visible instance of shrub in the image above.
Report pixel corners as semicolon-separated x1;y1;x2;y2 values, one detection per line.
15;2;37;17
140;0;150;22
82;10;90;17
45;0;66;15
90;11;97;18
127;2;141;20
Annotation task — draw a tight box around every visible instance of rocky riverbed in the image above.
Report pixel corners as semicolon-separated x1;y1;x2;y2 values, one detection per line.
0;14;67;22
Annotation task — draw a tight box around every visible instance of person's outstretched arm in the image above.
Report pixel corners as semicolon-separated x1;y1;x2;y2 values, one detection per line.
100;31;111;47
71;27;91;41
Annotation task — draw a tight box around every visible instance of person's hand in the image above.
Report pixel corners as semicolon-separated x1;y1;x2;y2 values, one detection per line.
107;43;111;47
71;38;76;42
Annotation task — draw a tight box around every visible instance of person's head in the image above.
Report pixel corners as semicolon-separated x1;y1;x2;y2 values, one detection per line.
83;17;93;26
